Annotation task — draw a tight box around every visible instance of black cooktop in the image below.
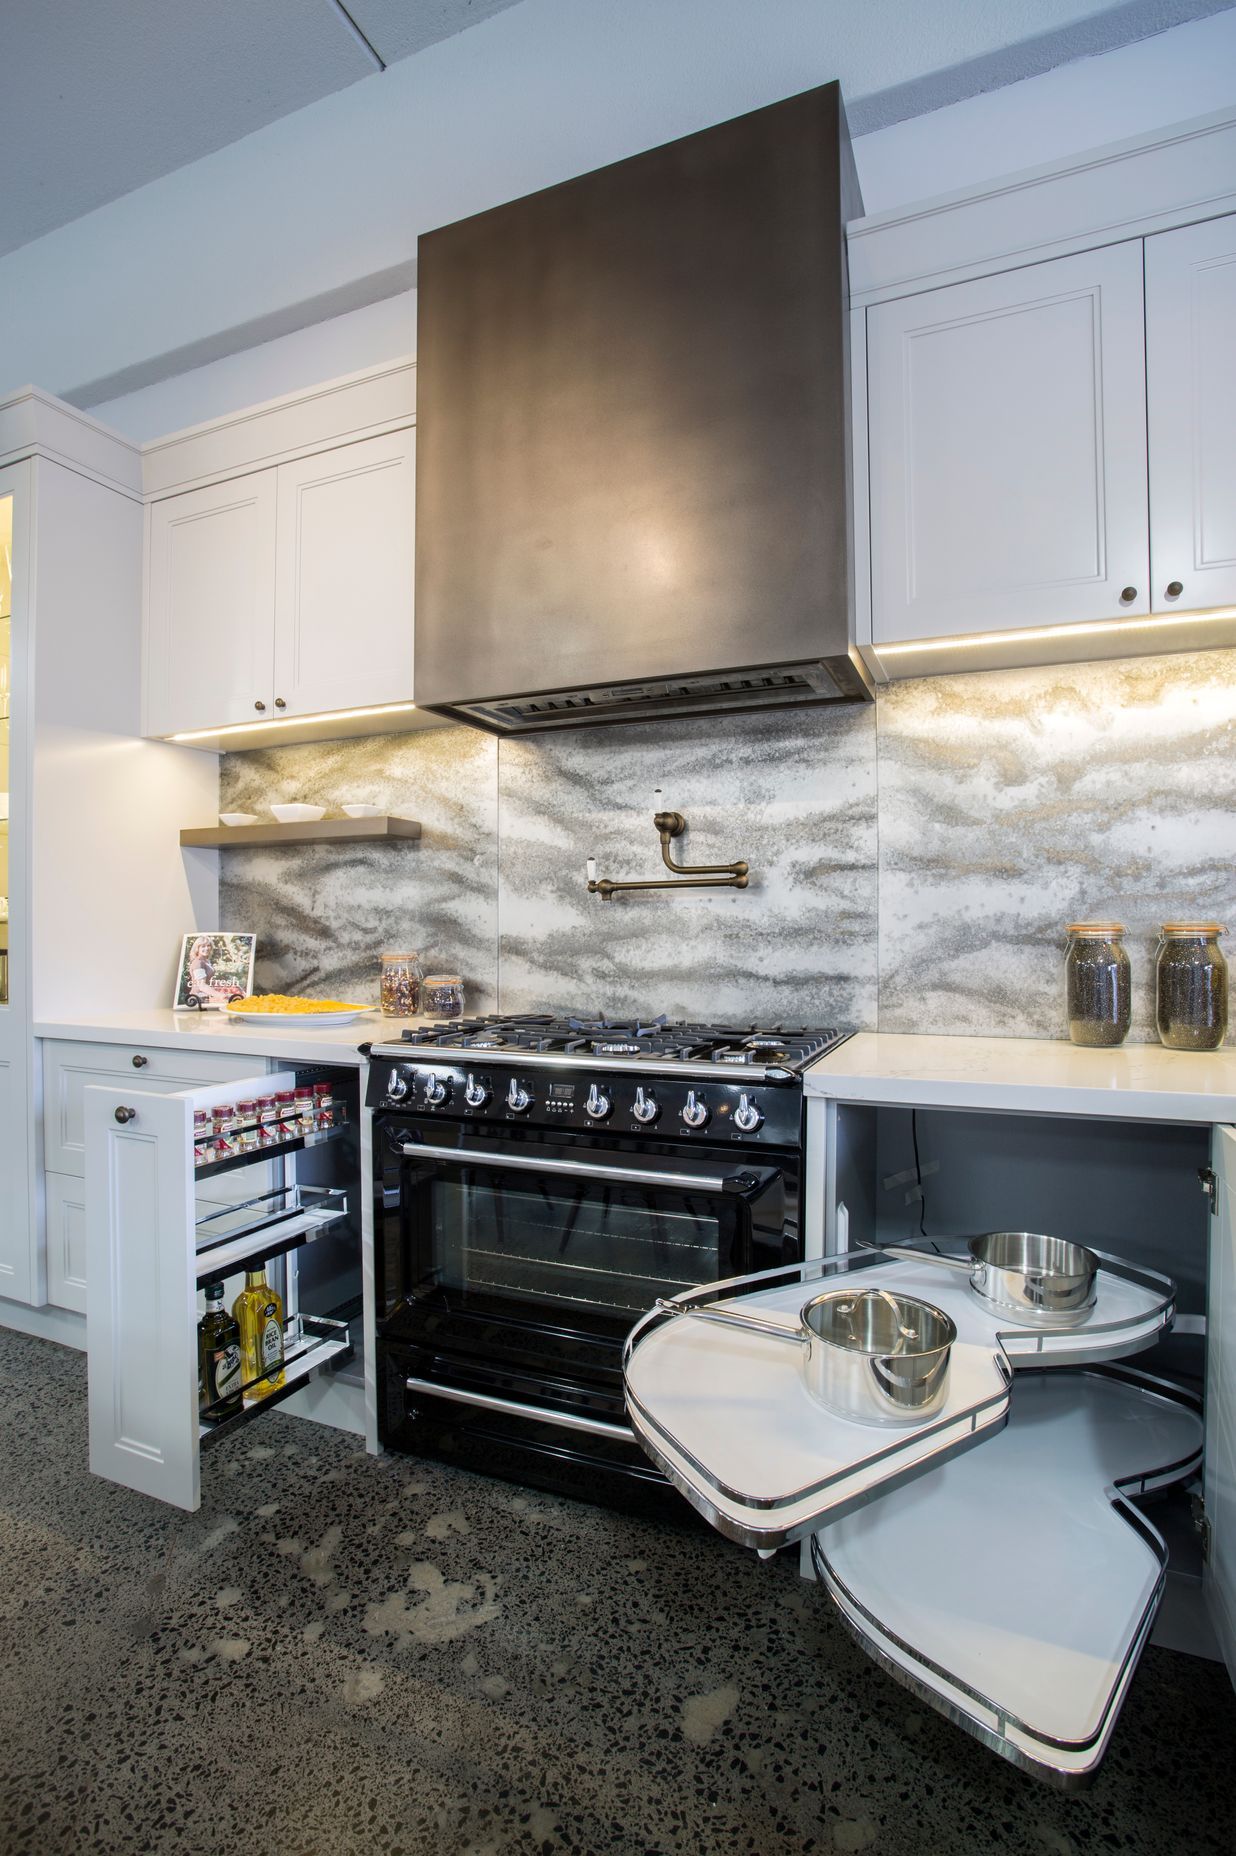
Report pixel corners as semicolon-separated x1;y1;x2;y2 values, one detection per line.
390;1013;847;1075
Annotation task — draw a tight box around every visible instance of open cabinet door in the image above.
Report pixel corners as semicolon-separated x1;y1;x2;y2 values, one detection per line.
1205;1125;1236;1683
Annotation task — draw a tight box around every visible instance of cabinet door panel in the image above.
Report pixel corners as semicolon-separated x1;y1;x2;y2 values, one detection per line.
272;431;414;718
145;472;277;735
868;243;1149;645
1206;1125;1236;1685
44;1040;262;1177
1146;214;1236;613
45;1171;86;1314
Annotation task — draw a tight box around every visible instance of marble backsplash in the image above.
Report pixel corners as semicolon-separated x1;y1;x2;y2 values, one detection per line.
218;648;1236;1041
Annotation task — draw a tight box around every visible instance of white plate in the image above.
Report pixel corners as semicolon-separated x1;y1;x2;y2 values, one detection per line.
226;1006;373;1026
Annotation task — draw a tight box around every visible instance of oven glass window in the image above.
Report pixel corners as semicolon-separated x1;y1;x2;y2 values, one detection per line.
417;1162;779;1318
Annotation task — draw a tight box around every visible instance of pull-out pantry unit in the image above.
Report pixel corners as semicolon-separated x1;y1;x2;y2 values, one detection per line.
624;1084;1235;1787
85;1061;365;1512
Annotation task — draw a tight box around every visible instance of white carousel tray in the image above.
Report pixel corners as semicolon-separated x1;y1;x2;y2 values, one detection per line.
811;1367;1203;1788
623;1251;1175;1551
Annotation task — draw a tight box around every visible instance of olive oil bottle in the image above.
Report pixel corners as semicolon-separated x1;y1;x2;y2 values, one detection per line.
233;1266;286;1401
198;1282;243;1419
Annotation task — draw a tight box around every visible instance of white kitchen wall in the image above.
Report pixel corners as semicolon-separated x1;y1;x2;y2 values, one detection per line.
0;4;1228;415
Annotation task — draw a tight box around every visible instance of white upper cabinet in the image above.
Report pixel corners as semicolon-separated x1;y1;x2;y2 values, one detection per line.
273;430;415;718
867;241;1149;648
1146;214;1236;615
145;471;278;735
140;361;417;742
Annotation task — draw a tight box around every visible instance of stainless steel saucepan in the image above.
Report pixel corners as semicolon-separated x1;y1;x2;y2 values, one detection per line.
655;1286;957;1426
864;1230;1099;1323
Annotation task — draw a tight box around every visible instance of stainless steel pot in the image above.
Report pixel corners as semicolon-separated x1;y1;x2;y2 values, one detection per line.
655;1286;957;1426
870;1230;1099;1323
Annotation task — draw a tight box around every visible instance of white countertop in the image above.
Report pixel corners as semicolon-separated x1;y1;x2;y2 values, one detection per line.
34;1009;431;1068
804;1032;1236;1123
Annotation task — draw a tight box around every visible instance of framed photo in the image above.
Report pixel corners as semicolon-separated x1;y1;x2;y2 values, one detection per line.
173;932;256;1012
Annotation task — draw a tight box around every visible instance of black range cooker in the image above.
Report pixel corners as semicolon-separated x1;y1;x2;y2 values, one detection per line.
366;1014;849;1513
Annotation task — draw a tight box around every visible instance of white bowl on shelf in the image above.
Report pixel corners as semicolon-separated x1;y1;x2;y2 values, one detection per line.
219;811;258;827
270;803;326;823
340;802;383;818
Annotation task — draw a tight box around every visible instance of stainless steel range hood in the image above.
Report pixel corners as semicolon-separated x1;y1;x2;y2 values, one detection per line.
413;82;872;734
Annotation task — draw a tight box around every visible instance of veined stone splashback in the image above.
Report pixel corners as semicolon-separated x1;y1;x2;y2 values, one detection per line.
218;648;1236;1042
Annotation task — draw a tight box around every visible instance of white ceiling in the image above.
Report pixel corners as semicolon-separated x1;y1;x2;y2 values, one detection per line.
1;0;1232;260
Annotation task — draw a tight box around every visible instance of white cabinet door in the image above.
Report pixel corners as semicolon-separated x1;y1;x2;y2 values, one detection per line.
45;1171;86;1315
43;1040;263;1177
1205;1125;1236;1685
1146;214;1236;615
272;431;415;718
868;242;1149;646
145;471;277;736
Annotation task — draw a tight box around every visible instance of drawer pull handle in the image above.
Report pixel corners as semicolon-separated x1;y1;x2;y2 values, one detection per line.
114;1106;137;1125
1119;586;1138;604
131;1054;148;1068
254;700;266;712
1165;581;1183;600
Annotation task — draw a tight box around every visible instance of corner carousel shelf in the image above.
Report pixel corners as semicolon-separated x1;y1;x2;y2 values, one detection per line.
180;814;421;848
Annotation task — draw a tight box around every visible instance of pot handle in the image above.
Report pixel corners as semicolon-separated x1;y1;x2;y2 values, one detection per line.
654;1298;807;1346
870;1347;952;1406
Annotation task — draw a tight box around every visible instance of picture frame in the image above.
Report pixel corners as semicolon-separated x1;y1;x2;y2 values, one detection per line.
173;932;256;1012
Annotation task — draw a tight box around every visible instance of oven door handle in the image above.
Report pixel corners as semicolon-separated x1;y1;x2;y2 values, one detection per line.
399;1141;776;1197
404;1375;632;1440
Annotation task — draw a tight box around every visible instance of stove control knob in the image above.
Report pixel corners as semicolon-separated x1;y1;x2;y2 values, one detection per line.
585;1082;612;1121
681;1089;710;1129
386;1071;410;1101
463;1073;490;1111
734;1092;764;1134
632;1086;660;1125
422;1073;448;1106
506;1079;531;1114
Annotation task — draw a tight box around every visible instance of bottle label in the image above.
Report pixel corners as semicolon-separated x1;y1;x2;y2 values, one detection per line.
214;1343;242;1401
260;1310;284;1371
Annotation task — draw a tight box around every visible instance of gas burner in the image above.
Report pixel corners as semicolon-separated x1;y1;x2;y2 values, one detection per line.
744;1035;799;1049
716;1047;787;1065
465;1035;508;1049
592;1040;644;1054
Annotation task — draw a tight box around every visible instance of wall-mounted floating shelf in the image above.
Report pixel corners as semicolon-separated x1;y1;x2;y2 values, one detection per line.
180;815;421;848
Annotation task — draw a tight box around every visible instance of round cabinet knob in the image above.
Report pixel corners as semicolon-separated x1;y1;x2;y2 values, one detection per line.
681;1089;709;1129
114;1105;136;1125
422;1073;448;1106
733;1092;764;1134
1119;587;1138;605
386;1071;410;1101
585;1082;612;1121
506;1079;531;1114
131;1053;148;1069
463;1073;490;1111
632;1086;660;1125
1165;581;1184;600
274;697;287;710
254;700;267;712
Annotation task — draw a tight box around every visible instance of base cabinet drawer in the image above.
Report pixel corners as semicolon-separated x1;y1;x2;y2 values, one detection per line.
45;1171;86;1315
43;1041;264;1177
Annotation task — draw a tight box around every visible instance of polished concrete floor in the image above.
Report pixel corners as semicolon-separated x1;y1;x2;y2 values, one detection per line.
1;1328;1233;1856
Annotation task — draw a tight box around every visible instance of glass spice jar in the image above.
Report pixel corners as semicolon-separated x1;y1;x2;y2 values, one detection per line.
313;1080;334;1129
1064;923;1131;1048
235;1100;260;1152
380;951;423;1017
293;1085;317;1134
423;974;464;1019
1156;924;1229;1051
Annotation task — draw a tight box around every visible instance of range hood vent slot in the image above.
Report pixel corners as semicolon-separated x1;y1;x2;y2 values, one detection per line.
448;661;868;735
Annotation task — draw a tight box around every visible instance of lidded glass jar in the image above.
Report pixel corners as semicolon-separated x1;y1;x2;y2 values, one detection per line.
1064;923;1131;1047
380;951;423;1017
1155;924;1228;1051
423;974;464;1020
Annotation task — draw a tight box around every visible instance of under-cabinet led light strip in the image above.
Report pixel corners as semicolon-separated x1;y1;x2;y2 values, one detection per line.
169;701;419;743
877;606;1236;659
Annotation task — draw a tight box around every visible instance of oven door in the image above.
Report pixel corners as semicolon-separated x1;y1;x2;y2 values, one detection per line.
375;1117;792;1351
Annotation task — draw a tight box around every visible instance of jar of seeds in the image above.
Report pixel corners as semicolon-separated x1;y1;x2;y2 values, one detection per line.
1156;924;1228;1050
423;974;464;1019
1064;923;1131;1047
380;951;423;1017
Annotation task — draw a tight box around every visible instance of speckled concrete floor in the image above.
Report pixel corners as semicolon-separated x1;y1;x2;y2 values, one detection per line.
1;1329;1232;1856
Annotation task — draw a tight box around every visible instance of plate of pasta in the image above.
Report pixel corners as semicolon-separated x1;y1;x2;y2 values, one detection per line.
226;994;373;1025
